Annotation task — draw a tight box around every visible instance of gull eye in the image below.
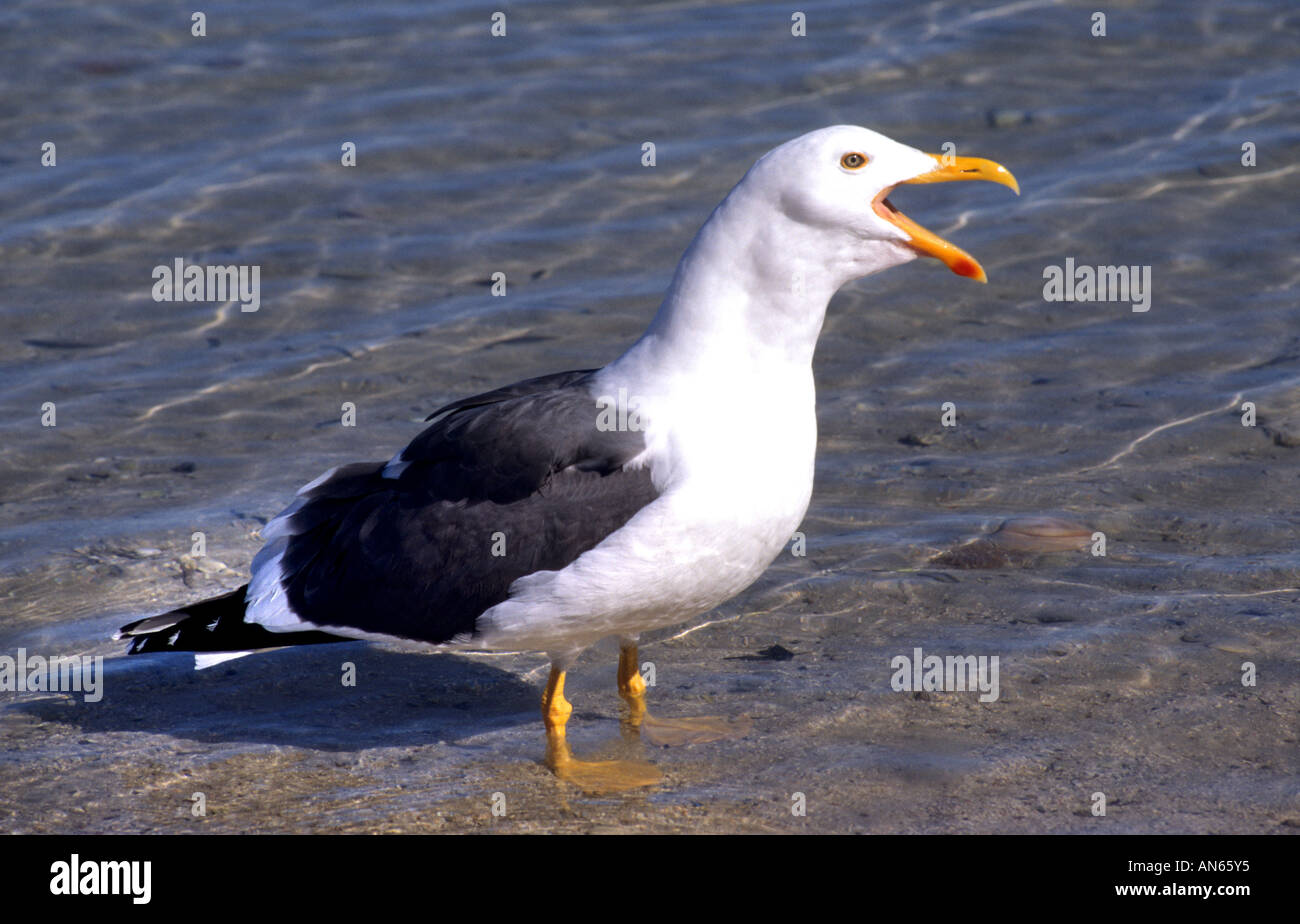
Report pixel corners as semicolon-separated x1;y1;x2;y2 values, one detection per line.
840;152;868;170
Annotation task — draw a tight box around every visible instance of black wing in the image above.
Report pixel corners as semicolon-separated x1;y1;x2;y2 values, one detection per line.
262;369;658;644
423;369;599;422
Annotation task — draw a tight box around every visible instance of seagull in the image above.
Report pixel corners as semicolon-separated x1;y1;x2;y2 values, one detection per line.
118;125;1017;790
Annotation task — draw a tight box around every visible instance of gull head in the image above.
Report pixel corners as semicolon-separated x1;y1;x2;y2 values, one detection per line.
737;124;1019;285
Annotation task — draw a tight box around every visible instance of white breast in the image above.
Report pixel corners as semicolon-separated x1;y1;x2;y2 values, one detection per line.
474;358;817;655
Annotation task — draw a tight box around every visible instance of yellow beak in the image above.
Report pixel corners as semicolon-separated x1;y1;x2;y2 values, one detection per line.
872;155;1019;283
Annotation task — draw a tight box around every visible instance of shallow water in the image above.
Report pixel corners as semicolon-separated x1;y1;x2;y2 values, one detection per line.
2;0;1298;833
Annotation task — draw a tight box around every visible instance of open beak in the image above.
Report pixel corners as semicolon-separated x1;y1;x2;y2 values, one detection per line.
872;155;1019;283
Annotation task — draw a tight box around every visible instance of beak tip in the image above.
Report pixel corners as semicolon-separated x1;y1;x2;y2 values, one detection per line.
950;256;987;283
995;167;1020;196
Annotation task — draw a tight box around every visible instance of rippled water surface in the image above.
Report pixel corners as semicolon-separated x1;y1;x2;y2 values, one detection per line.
1;0;1297;833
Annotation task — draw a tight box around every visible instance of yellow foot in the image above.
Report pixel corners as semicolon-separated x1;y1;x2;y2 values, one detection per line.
545;735;662;794
641;711;752;747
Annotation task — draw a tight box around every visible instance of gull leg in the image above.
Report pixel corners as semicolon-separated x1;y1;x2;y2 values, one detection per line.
618;640;752;747
541;662;575;732
617;642;647;727
541;660;661;794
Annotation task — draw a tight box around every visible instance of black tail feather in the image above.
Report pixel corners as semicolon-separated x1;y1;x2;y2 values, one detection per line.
116;584;349;655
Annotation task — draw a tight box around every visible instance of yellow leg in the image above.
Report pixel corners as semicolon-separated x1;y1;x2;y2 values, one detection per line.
541;661;661;794
618;644;753;747
617;644;647;726
541;664;573;731
618;645;646;697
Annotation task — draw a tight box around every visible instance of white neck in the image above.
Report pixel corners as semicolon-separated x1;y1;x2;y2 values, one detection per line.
606;171;908;387
616;202;828;383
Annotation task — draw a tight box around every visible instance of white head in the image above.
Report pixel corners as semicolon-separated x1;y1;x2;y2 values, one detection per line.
631;124;1018;370
734;124;1019;287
